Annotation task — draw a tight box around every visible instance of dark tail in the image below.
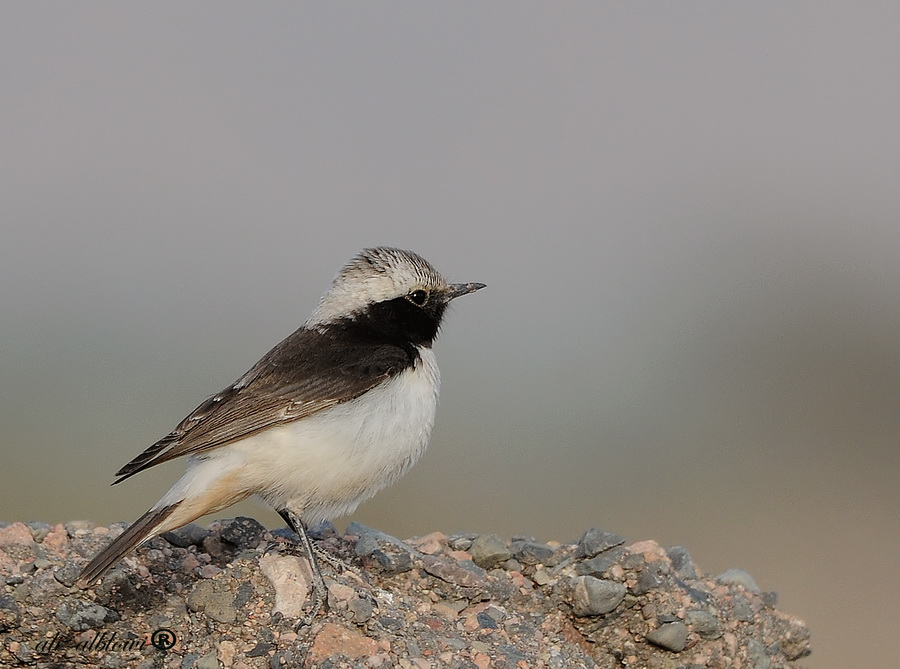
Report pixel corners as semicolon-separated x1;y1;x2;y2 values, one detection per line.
77;503;179;587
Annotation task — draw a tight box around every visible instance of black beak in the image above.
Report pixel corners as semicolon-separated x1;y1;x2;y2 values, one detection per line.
446;282;486;300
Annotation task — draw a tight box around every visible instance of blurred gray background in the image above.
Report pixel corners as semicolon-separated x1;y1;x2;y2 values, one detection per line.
2;4;897;667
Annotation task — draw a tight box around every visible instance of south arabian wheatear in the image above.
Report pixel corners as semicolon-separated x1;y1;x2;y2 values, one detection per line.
78;247;484;599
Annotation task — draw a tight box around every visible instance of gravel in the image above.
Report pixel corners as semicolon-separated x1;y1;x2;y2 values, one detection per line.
0;520;811;667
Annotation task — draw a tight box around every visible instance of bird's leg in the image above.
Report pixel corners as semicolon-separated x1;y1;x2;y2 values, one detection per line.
277;509;328;618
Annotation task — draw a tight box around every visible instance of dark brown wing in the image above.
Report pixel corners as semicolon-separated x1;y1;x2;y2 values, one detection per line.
113;327;417;484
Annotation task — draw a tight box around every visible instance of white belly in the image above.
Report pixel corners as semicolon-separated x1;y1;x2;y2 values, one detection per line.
170;347;440;523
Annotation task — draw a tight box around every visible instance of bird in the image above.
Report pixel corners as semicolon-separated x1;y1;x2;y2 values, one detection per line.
77;247;484;597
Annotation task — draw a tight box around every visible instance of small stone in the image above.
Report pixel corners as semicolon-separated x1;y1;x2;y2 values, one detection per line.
732;594;755;622
632;567;665;595
55;598;120;631
40;524;69;552
575;529;625;559
532;568;552;586
0;523;36;548
686;609;722;639
162;523;211;548
422;555;486;588
371;549;414;574
307;521;338;540
716;568;761;593
196;650;219;669
575;550;623;577
409;532;446;555
53;563;82;588
259;554;310;618
666;546;697;579
469;534;511;569
476;611;498;629
511;540;556;566
0;594;21;631
309;622;379;662
187;580;237;623
221;517;267;549
570;576;626;616
646;621;689;652
247;642;275;657
348;596;374;623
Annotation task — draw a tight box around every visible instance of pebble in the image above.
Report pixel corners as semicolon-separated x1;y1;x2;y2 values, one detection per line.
716;568;761;593
421;555;486;588
52;563;81;588
666;545;697;579
646;621;689;652
309;622;379;662
686;609;722;639
371;548;414;574
510;540;556;566
162;523;211;548
575;549;624;577
220;516;267;549
0;524;35;548
348;595;374;623
0;593;21;631
54;598;119;631
469;534;511;569
570;576;626;616
632;566;665;595
575;528;625;559
259;553;310;618
187;580;237;623
409;531;446;555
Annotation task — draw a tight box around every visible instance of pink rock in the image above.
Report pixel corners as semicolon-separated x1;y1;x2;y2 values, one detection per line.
41;525;68;552
309;622;379;662
625;539;667;561
0;523;35;548
410;531;446;555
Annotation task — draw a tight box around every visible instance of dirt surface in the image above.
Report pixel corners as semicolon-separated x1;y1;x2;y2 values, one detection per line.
0;519;811;668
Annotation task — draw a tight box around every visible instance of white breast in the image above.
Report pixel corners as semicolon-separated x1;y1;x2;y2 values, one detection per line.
181;346;442;523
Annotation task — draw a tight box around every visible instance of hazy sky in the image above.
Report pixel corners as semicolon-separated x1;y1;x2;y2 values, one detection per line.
2;4;898;666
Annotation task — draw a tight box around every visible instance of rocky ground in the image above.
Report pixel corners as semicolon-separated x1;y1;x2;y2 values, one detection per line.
0;519;810;668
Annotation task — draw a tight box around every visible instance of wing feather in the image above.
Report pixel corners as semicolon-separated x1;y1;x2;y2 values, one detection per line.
113;328;416;483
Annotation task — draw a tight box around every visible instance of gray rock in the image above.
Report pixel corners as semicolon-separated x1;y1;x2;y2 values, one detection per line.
53;562;82;588
575;529;625;559
162;523;211;548
575;549;625;577
187;580;237;623
747;638;771;669
686;609;722;639
27;522;52;542
55;598;119;631
372;548;414;574
0;594;21;631
477;611;499;629
716;568;761;593
422;555;487;588
632;567;664;595
666;545;698;579
196;650;220;669
247;642;275;657
570;576;626;616
732;594;755;622
469;534;511;569
646;621;689;652
511;540;556;566
220;516;267;548
348;596;374;623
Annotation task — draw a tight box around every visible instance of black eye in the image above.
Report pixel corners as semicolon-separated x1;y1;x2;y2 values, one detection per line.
407;289;429;306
